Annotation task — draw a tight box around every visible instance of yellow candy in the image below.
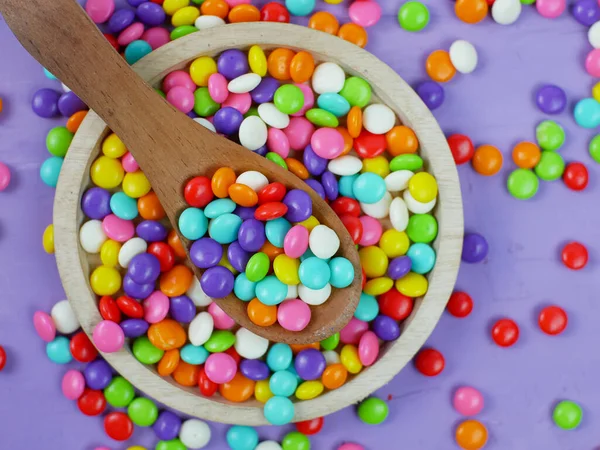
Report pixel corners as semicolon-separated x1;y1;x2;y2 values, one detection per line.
90;156;124;189
248;45;267;77
162;0;189;15
90;265;122;296
593;82;600;102
219;253;238;274
190;56;217;87
361;156;390;178
295;216;319;232
379;229;409;258
273;254;300;285
43;224;54;254
395;272;428;297
100;240;122;267
101;133;127;159
364;277;393;296
295;381;324;400
122;171;151;198
255;379;274;403
324;0;343;3
358;246;388;278
172;6;200;26
408;172;438;203
127;447;147;450
340;344;362;374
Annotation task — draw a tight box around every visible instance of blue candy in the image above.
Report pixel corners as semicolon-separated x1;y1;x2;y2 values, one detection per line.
317;93;351;117
124;40;152;65
180;344;209;365
338;174;358;199
226;426;259;450
263;396;295;425
574;98;600;129
352;172;386;204
354;293;380;322
233;273;257;301
298;257;331;289
178;207;208;240
285;0;316;16
266;343;293;371
110;192;138;220
46;336;72;364
265;217;292;248
209;213;243;244
204;198;236;219
329;257;355;288
40;156;63;187
255;275;287;305
407;243;436;274
269;370;298;397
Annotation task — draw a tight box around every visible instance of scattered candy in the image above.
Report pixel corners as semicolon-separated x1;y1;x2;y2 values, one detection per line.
561;241;588;270
455;419;488;450
453;387;484;416
538;305;568;335
414;348;445;376
553;400;583;430
357;397;389;425
398;1;430;32
447;291;474;318
491;318;519;347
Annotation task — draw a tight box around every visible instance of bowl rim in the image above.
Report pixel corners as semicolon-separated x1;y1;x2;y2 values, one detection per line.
54;22;463;425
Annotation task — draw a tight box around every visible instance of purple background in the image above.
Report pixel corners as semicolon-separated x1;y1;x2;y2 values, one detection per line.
1;1;599;449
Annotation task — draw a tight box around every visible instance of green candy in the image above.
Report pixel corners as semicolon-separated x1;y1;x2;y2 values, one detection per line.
407;214;438;243
274;85;305;115
156;439;187;450
104;376;135;408
507;169;539;200
245;106;259;118
155;88;166;98
589;134;600;163
536;120;565;151
305;108;339;127
128;397;159;427
245;252;270;282
390;154;423;172
553;400;582;430
132;336;164;364
320;333;340;351
339;76;372;108
282;431;311;450
266;152;288;169
520;0;535;3
46;126;73;157
204;330;236;353
194;87;220;117
398;1;430;32
535;151;565;181
170;25;198;40
357;397;389;425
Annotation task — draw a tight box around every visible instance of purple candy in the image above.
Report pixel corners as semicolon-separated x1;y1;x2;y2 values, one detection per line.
128;253;161;284
238;219;266;252
81;187;112;219
84;359;113;390
240;359;270;381
462;232;488;263
387;256;412;280
152;410;182;441
107;9;136;33
321;170;339;201
217;49;249;80
305;179;325;200
250;77;280;104
58;91;88;117
123;274;154;299
200;266;234;298
136;220;168;242
136;2;166;26
31;88;61;118
303;144;327;176
127;0;148;6
372;314;401;341
416;81;444;110
190;237;223;269
169;295;196;323
234;206;257;220
227;241;250;272
255;145;268;156
572;0;600;26
213;107;244;135
294;348;326;381
283;189;312;222
120;319;149;338
535;84;567;115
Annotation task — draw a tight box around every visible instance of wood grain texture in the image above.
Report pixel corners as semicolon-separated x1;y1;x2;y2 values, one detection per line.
52;23;463;425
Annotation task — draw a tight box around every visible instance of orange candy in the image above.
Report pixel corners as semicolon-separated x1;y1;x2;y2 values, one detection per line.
172;361;200;387
290;342;320;354
228;4;260;22
66;110;87;133
308;11;339;35
138;191;166;220
228;183;259;207
512;141;541;169
455;0;489;24
290;51;315;83
168;230;187;259
148;319;187;351
160;265;193;297
455;420;488;450
472;145;503;176
337;127;354;155
219;373;255;402
347;106;362;139
247;298;278;327
285;158;309;180
261;241;284;261
386;126;419;156
157;349;180;376
212;167;237;198
267;48;296;81
338;23;368;48
322;363;348;390
426;50;456;83
201;0;229;19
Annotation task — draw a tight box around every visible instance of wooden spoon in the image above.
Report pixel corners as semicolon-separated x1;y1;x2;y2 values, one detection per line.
1;0;362;344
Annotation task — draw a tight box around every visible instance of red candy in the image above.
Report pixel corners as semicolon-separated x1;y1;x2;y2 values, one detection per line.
225;347;241;365
446;291;473;318
261;2;290;22
561;241;588;270
538;305;568;335
447;134;475;165
295;417;324;435
254;202;288;221
104;411;134;441
414;348;445;376
116;295;145;319
354;130;387;158
491;318;519;347
199;367;218;397
77;389;107;416
99;295;122;323
148;242;176;272
340;215;363;244
378;288;413;321
562;162;588;191
184;176;214;208
104;33;119;51
70;331;99;363
331;197;361;217
0;345;6;371
258;182;286;204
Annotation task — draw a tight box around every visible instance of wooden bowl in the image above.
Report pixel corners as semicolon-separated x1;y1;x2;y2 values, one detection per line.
54;23;463;425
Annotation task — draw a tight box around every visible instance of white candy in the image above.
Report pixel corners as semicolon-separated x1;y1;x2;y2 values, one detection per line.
491;0;521;25
239;116;268;150
194;15;225;30
188;312;214;346
360;191;392;219
236;171;269;192
403;189;436;214
328;155;363;176
187;277;212;307
62;82;71;92
235;328;269;359
256;441;283;450
51;300;79;334
323;350;341;365
79;220;107;253
193;117;216;132
228;73;262;94
362;104;396;135
286;284;298;300
389;197;409;231
179;420;211;449
118;237;147;268
258;102;289;129
589;22;600;48
298;283;331;306
449;40;478;74
384;170;414;192
309;225;340;259
312;62;345;94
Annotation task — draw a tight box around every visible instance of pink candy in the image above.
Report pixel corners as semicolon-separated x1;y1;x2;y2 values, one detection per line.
167;86;195;113
338;444;365;450
62;369;86;400
163;70;196;93
340;318;369;345
284;117;315;150
358;216;382;246
122;152;139;173
358;330;379;366
118;23;145;47
586;49;600;77
92;320;125;353
142;27;171;50
204;352;237;384
0;162;11;191
224;0;251;5
33;311;56;342
267;128;291;158
102;214;134;242
208;302;236;329
85;0;115;24
208;73;229;103
222;92;252;114
284;225;309;258
311;128;345;159
291;83;315;117
277;299;311;331
143;291;170;323
349;0;382;27
453;386;484;416
536;0;566;18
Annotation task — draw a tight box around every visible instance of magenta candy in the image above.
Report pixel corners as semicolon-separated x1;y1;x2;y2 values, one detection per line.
208;73;230;103
586;49;600;77
92;320;125;353
208;302;236;329
142;27;171;50
291;83;315;117
163;70;196;93
118;22;145;47
267;128;291;158
358;216;383;246
338;444;365;450
62;369;86;400
311;128;344;159
0;162;10;192
453;386;484;416
167;86;195;113
340;317;369;344
143;291;170;323
358;331;379;366
283;225;309;258
204;352;237;383
222;92;252;114
33;311;57;342
122;152;139;172
348;0;382;27
536;0;566;18
85;0;115;24
102;214;135;242
277;299;311;331
284;117;315;150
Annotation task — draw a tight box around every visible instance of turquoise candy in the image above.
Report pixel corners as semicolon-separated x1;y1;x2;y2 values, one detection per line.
226;425;259;450
124;40;152;65
40;156;63;187
338;174;359;199
263;396;295;425
46;336;72;364
265;217;292;248
285;0;316;16
298;257;331;289
255;275;288;305
44;68;57;80
110;192;138;220
329;257;355;288
180;344;209;365
204;198;236;219
574;98;600;129
178;207;208;240
353;173;386;204
209;213;243;244
269;370;298;397
354;293;379;322
286;364;302;382
234;273;257;301
266;343;293;371
407;243;436;274
317;93;351;117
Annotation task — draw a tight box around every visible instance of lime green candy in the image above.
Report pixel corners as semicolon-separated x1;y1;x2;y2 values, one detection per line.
536;120;565;151
398;1;430;32
589;134;600;163
246;252;270;282
305;108;339;127
204;330;236;353
339;76;372;108
245;106;259;118
132;336;164;364
156;439;187;450
553;400;582;430
520;0;535;4
507;169;539;200
46;126;73;157
170;25;198;40
104;376;135;408
266;152;288;169
535;151;565;181
274;85;304;115
390;154;423;172
155;88;166;98
321;333;340;351
194;87;220;117
407;214;438;243
128;397;158;427
357;397;389;425
282;431;311;450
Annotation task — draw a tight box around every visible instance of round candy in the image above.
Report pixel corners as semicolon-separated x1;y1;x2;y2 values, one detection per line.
449;40;478;74
536;84;566;114
563;162;588;191
455;420;488;450
472;145;502;176
536;120;565;151
357;397;388;425
535;151;565;181
62;370;86;400
491;318;519;347
462;233;488;263
447;291;473;318
414;348;445;376
574;97;600;128
179;419;211;449
32;88;61;118
93;320;125;353
491;0;522;25
553;400;583;430
507;169;539;200
416;81;444;110
128;397;159;427
561;242;588;270
538;305;568;335
295;417;324;435
264;396;295;425
453;387;484;416
398;1;429;32
33;311;57;342
104;412;134;441
226;425;259;450
455;0;488;24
